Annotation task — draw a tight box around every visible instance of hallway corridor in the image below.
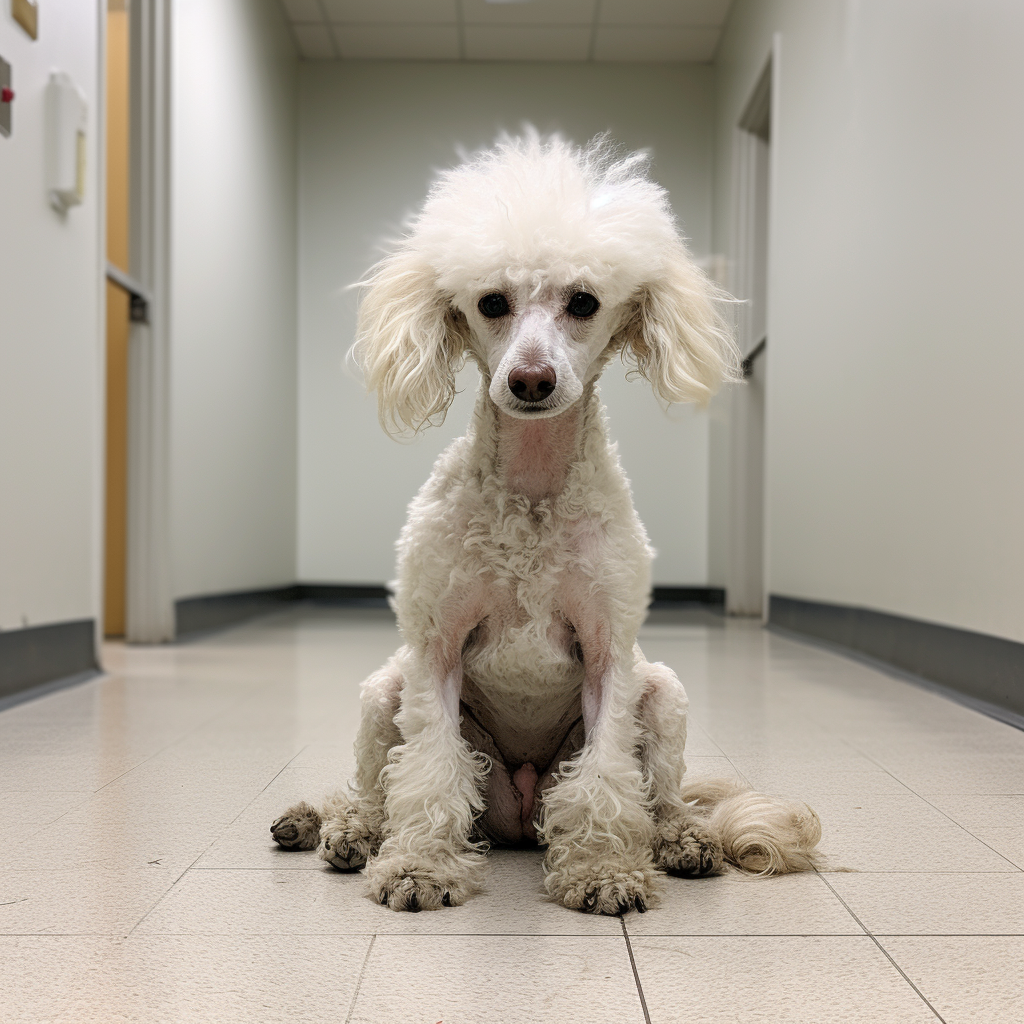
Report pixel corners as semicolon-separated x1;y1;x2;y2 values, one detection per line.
1;607;1021;1023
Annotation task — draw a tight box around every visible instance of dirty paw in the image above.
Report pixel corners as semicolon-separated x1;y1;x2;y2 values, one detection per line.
317;828;370;871
270;801;321;850
555;871;654;915
372;871;466;912
654;818;724;877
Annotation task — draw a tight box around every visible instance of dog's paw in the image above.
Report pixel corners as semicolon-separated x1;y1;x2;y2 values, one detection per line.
366;851;483;911
270;801;322;850
317;826;370;871
653;817;724;877
371;870;467;912
550;869;656;915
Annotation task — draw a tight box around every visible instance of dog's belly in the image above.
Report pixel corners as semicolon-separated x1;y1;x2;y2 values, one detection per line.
461;703;584;846
460;609;585;845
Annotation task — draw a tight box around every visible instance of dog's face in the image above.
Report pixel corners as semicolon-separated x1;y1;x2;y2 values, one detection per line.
459;280;620;420
354;133;739;436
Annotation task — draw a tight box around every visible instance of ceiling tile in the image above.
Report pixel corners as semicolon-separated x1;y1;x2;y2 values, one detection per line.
464;25;591;60
292;23;337;58
594;26;720;61
331;24;461;59
281;0;325;23
599;0;732;27
461;0;596;26
321;0;458;23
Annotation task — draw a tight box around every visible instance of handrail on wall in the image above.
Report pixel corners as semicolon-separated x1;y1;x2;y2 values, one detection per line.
105;261;150;323
741;336;766;378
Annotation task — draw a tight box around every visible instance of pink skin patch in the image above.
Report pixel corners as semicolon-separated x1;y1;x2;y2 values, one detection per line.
427;588;487;725
497;406;581;501
512;762;539;838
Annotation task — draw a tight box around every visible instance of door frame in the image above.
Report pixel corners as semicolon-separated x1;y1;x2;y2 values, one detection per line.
726;36;781;620
125;0;174;641
99;0;174;643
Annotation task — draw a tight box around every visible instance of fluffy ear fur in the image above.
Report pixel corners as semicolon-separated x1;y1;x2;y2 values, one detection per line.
353;247;467;437
617;248;741;406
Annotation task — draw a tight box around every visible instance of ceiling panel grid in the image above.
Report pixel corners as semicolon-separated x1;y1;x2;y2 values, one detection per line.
280;0;733;62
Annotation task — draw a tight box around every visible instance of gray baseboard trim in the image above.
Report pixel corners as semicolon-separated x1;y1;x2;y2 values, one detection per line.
174;583;393;638
0;619;99;703
650;587;726;609
298;584;391;607
175;585;302;638
173;581;726;640
769;594;1024;723
0;669;103;714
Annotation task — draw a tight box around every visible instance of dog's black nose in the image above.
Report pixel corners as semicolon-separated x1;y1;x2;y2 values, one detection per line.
508;365;556;403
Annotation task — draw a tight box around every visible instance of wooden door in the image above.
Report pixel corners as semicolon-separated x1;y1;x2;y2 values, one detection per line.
104;1;130;637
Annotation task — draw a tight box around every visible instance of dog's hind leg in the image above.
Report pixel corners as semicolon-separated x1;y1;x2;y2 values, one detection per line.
271;654;404;869
317;656;404;870
636;653;724;878
636;652;822;876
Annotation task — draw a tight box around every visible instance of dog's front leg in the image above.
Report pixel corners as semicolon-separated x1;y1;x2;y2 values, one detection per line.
366;614;488;912
539;613;656;915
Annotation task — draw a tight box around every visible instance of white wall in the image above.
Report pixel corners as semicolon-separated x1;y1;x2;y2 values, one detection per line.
297;61;716;586
714;0;1024;642
0;1;102;631
170;0;299;599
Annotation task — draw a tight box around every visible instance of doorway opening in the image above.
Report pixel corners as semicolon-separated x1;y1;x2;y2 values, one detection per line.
727;54;772;617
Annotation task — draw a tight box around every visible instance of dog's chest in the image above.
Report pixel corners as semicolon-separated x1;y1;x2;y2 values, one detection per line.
461;607;583;767
456;507;592;749
459;489;612;594
462;598;580;693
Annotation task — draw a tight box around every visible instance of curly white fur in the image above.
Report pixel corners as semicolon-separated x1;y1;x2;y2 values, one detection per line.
271;132;822;914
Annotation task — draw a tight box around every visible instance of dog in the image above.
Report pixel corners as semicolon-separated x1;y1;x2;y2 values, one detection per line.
271;132;821;914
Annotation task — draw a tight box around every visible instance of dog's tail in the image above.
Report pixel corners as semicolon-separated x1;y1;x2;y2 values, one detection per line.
681;778;823;875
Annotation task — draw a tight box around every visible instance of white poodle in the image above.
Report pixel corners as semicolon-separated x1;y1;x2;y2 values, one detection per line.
271;132;821;914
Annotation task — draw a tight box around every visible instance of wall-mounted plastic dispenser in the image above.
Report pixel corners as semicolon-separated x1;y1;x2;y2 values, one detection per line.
46;72;87;212
0;56;12;139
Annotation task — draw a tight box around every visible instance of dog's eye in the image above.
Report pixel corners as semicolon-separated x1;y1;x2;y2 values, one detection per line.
478;293;510;319
566;292;600;319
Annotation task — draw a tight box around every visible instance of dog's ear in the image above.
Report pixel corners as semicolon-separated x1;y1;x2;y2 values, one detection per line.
353;247;468;437
616;248;741;406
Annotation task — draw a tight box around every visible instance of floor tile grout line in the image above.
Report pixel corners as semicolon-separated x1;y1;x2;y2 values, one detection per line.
121;746;312;939
173;866;1019;874
620;916;653;1024
816;872;948;1023
29;690;270;826
843;744;1024;872
187;742;312;859
685;721;729;760
343;933;376;1024
170;744;311;871
4;931;1022;939
692;724;752;784
721;755;753;789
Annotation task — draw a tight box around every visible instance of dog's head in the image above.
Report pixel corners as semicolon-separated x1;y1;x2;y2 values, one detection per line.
354;132;740;435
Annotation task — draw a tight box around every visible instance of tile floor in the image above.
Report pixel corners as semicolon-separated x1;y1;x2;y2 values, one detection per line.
1;606;1022;1023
